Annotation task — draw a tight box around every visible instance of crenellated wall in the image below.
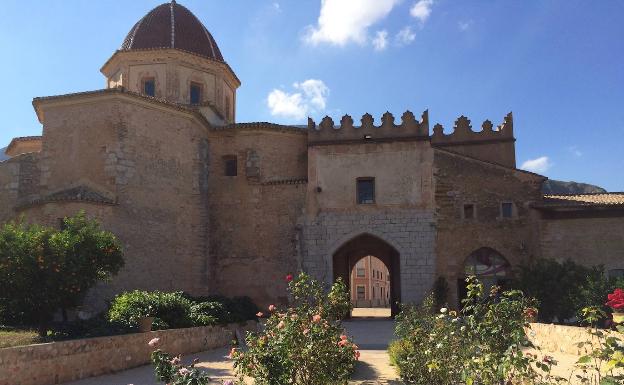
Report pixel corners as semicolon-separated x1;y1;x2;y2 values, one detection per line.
431;113;516;168
308;110;429;145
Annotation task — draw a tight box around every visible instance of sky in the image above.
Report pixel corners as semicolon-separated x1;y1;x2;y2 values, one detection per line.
0;0;622;191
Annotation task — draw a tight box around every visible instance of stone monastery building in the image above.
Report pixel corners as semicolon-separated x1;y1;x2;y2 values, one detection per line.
1;1;623;314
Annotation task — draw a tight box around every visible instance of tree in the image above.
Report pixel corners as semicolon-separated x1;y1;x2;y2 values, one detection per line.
0;212;124;336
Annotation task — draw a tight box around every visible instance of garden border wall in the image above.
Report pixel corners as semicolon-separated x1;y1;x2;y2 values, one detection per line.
0;321;256;385
527;322;618;356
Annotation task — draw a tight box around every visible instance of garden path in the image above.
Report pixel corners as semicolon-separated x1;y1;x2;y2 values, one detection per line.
63;309;399;385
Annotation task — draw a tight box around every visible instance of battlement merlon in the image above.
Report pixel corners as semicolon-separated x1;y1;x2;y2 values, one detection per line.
431;112;515;146
307;110;429;145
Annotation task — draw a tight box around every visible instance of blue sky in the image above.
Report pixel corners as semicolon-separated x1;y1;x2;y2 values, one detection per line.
1;0;622;190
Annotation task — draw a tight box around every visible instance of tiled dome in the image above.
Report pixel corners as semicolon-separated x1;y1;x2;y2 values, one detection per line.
121;1;224;62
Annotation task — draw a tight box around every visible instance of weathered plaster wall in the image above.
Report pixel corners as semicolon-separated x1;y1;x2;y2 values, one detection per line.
433;149;545;305
207;127;307;307
538;214;624;273
303;140;436;305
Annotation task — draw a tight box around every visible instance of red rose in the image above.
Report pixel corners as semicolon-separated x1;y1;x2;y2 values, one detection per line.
285;274;293;282
606;288;624;310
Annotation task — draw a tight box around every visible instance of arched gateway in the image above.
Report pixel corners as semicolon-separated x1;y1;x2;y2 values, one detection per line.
332;233;401;317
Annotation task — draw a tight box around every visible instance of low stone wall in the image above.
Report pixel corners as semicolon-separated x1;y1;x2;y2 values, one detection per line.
527;322;618;356
0;321;256;385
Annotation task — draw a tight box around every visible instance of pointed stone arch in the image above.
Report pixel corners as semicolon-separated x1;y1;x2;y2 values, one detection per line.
331;232;401;316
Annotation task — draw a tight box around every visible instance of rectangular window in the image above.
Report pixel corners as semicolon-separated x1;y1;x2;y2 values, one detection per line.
143;78;155;97
356;285;365;300
356;268;365;277
190;83;202;104
224;156;237;176
501;202;514;218
357;178;375;204
463;203;475;220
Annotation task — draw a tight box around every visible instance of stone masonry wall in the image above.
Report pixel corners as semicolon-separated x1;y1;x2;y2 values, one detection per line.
0;321;256;385
21;96;211;310
208;127;308;308
303;140;436;305
0;153;41;224
302;209;436;304
433;149;545;305
538;215;624;273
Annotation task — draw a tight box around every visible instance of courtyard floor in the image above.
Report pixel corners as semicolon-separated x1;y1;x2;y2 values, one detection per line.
64;309;399;385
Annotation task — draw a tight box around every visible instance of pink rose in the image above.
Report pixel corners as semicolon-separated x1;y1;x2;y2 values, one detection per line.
147;337;160;347
277;321;285;329
290;314;298;321
285;274;293;282
268;304;277;312
303;328;310;335
178;367;190;375
256;312;264;318
340;334;348;341
312;314;321;323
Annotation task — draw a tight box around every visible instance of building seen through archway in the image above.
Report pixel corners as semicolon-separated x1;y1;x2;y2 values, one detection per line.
333;233;400;317
350;255;390;308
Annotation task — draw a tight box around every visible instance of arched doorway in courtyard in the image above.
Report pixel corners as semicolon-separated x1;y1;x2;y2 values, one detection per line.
457;247;511;302
332;233;401;317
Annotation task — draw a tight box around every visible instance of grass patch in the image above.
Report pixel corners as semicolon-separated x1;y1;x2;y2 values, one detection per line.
0;327;41;349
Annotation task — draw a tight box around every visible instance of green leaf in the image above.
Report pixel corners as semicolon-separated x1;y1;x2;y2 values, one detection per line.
577;355;592;364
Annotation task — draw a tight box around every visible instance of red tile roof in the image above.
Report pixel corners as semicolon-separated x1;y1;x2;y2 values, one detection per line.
121;1;224;62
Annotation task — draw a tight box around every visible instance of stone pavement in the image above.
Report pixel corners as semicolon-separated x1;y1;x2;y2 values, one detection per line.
64;309;398;385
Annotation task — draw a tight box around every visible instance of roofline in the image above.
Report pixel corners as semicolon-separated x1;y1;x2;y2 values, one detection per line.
100;48;241;87
544;192;624;197
433;147;547;179
32;87;214;128
6;136;42;153
217;122;308;135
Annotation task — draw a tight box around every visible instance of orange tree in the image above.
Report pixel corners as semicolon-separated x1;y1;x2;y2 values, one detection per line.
0;212;124;336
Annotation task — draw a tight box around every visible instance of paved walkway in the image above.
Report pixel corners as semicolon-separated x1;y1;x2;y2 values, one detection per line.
65;311;398;385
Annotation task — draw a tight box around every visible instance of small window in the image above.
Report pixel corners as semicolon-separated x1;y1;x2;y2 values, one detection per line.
224;156;237;176
356;285;366;300
190;83;202;104
463;204;475;220
609;269;624;280
501;202;514;218
356;268;365;277
142;78;155;97
357;178;375;204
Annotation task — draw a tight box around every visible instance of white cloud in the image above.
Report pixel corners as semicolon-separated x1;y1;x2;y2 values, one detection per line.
521;156;553;174
304;0;400;46
458;20;473;31
410;0;434;23
267;79;329;121
568;145;583;157
396;26;416;45
372;30;389;51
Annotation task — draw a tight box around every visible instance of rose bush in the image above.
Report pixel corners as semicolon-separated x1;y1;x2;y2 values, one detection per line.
230;272;358;385
606;288;624;311
390;276;541;385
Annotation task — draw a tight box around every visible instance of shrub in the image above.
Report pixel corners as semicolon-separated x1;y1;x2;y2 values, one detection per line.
108;291;193;330
184;294;258;324
0;212;124;337
230;272;358;385
189;302;224;326
390;277;540;385
513;258;624;324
